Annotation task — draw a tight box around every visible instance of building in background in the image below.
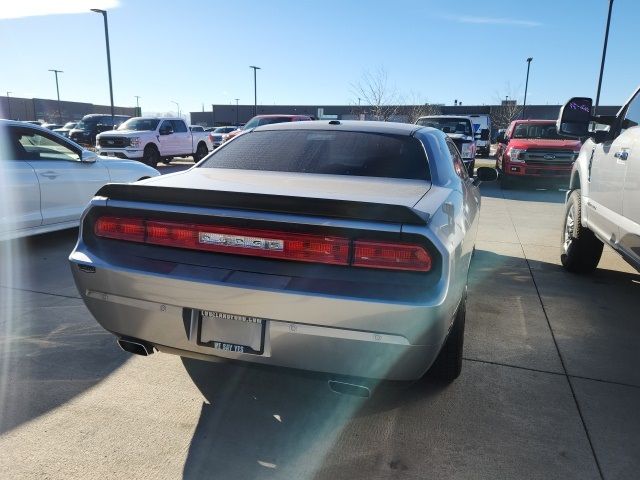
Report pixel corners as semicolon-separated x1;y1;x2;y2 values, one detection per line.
191;103;620;131
0;95;139;123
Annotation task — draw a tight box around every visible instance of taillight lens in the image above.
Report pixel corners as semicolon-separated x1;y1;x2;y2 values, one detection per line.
353;240;432;271
93;216;432;271
94;216;145;242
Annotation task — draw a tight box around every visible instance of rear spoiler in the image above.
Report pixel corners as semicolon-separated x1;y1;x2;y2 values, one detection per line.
95;184;428;226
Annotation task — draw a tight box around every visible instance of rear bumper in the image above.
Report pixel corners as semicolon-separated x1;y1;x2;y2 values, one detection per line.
69;245;456;380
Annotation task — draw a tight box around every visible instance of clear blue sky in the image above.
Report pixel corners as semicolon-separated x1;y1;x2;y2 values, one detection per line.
1;0;638;114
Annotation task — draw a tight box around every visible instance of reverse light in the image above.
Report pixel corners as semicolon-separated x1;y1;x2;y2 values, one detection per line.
93;216;433;272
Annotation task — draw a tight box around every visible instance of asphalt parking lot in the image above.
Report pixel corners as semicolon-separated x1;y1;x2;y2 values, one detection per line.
1;157;638;480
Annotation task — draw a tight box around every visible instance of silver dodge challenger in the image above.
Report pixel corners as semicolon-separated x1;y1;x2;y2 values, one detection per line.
69;120;496;382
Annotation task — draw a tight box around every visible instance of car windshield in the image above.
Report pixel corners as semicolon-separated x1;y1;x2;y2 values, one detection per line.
200;129;430;180
117;118;160;131
243;116;293;130
416;117;472;136
74;119;98;130
512;123;563;139
213;126;233;133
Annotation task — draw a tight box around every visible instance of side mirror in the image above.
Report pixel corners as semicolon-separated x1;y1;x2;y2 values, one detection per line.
474;167;498;184
557;97;592;137
81;150;98;163
496;133;506;144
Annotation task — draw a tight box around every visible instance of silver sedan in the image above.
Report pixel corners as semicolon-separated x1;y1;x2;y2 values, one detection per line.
69;121;496;382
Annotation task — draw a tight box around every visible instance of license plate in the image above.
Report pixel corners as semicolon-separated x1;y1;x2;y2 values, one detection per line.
197;310;265;355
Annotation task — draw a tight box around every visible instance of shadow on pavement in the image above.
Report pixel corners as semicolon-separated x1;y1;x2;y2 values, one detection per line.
181;358;447;479
0;229;128;434
479;181;567;204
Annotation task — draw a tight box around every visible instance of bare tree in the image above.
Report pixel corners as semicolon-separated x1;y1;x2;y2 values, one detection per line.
351;67;400;121
403;93;442;123
492;85;523;130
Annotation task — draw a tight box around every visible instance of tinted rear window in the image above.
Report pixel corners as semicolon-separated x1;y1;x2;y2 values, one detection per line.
199;130;429;180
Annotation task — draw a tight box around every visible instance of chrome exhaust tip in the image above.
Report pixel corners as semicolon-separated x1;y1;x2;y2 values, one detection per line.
117;338;154;356
328;380;371;398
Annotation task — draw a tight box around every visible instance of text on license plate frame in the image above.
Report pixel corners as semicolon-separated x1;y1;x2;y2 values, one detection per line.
196;310;266;355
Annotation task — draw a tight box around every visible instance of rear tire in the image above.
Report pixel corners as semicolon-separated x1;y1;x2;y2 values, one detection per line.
429;292;466;383
560;190;604;273
143;144;160;168
193;142;208;162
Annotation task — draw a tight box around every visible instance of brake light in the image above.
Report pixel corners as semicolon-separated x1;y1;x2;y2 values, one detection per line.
353;240;432;271
93;216;432;271
94;216;145;242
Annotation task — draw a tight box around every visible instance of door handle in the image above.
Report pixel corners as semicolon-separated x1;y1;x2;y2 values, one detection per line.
40;171;59;179
614;150;629;161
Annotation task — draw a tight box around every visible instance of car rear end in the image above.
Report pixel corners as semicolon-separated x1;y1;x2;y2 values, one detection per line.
69;123;462;380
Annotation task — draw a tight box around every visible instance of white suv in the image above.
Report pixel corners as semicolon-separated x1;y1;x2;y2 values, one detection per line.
557;88;640;273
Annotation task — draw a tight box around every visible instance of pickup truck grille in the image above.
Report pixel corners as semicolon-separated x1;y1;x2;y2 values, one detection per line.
523;149;577;165
99;136;130;148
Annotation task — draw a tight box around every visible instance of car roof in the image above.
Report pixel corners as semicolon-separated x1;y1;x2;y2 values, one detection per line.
511;119;555;124
417;115;473;120
254;120;423;136
252;114;310;118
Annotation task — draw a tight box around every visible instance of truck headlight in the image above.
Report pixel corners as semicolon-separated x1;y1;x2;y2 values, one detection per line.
508;148;525;162
130;137;140;148
460;143;473;158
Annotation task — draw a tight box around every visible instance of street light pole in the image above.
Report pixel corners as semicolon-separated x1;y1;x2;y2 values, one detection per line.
6;91;11;120
91;9;115;124
522;57;533;119
249;66;260;117
134;96;141;116
48;69;63;122
595;0;614;114
171;101;180;117
235;98;239;125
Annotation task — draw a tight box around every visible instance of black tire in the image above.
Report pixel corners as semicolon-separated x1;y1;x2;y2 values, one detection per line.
193;142;208;162
142;144;160;168
560;190;604;273
429;293;466;383
500;173;514;190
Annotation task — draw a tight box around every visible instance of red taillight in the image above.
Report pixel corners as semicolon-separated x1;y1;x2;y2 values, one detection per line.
353;240;432;272
94;216;145;242
93;216;432;271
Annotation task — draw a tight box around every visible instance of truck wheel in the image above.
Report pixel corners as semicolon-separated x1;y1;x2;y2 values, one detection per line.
429;292;465;383
500;173;514;189
193;142;208;162
143;145;160;168
561;190;603;273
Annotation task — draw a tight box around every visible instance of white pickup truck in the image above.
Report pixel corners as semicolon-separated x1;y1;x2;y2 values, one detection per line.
558;87;640;273
96;117;213;167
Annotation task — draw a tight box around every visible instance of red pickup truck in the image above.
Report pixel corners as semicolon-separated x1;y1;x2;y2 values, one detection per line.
495;119;582;189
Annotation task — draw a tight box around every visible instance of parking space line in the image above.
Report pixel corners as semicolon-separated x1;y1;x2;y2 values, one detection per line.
0;285;81;300
501;191;606;480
